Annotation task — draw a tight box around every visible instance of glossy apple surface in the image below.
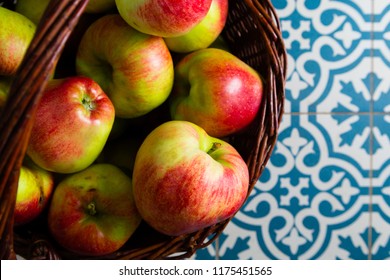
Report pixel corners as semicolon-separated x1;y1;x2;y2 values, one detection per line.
48;164;142;256
14;158;54;226
0;7;36;76
132;120;249;236
115;0;212;37
27;76;115;174
170;48;263;138
164;0;228;53
76;14;174;118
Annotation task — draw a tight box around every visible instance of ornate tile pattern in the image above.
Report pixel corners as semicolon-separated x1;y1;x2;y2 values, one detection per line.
194;0;390;260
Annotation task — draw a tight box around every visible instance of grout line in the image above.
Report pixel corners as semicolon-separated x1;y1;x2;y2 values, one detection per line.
283;112;389;116
215;237;220;260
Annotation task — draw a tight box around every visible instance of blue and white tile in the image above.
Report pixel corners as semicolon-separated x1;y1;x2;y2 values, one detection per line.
219;114;371;259
275;0;373;113
372;3;390;113
372;114;390;260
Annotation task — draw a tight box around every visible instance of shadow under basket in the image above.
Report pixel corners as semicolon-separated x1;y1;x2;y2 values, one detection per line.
0;0;287;260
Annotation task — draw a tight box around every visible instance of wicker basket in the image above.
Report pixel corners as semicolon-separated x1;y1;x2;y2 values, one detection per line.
0;0;286;260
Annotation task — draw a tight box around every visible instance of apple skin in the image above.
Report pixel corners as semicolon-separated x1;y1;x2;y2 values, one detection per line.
27;76;115;174
0;7;36;76
14;158;54;226
170;48;263;138
15;0;50;25
115;0;212;37
164;0;228;53
132;120;249;236
48;163;142;256
76;14;174;118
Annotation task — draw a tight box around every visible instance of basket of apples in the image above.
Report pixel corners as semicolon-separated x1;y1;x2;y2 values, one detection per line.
0;0;286;259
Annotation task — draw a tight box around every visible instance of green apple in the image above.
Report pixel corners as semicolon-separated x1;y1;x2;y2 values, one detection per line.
14;158;54;226
164;0;228;53
48;163;142;256
15;0;49;25
100;132;144;174
76;14;174;118
15;0;116;25
132;120;249;236
115;0;212;37
170;48;263;138
0;6;36;76
27;76;115;174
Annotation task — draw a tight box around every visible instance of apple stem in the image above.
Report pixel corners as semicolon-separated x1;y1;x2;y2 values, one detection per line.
207;142;222;155
87;202;97;216
82;95;96;111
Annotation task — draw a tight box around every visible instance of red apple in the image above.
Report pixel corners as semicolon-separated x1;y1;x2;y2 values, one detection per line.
169;48;263;138
27;76;115;174
115;0;213;37
0;6;36;76
14;158;54;226
48;163;142;256
132;120;249;236
76;14;174;118
164;0;228;53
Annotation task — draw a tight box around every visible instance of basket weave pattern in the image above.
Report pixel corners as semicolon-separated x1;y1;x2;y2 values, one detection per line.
0;0;286;260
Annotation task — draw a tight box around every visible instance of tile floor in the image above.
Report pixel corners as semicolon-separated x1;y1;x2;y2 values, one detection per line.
194;0;390;260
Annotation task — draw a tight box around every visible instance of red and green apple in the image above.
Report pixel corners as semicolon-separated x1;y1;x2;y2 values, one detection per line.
115;0;213;37
132;120;249;236
27;76;115;174
0;6;36;76
14;158;54;226
48;163;142;256
164;0;228;53
170;48;263;138
76;14;174;118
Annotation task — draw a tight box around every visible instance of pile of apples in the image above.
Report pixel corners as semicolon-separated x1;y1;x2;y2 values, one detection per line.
0;0;264;257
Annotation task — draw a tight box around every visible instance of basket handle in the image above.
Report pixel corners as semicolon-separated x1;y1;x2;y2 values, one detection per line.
0;0;89;259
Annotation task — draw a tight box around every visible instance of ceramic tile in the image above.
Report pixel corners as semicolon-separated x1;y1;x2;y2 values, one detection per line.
371;114;390;259
276;0;373;113
218;114;371;259
372;2;390;113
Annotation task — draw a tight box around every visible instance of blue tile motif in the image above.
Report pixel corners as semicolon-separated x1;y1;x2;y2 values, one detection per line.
194;0;390;260
280;0;373;113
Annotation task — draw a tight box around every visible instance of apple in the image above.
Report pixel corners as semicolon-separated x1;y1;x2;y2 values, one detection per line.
0;6;36;76
14;158;54;226
164;0;228;53
84;0;117;14
132;120;249;236
169;48;263;138
15;0;116;25
48;163;142;256
27;76;115;174
115;0;212;37
76;14;174;118
15;0;50;25
99;131;144;175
